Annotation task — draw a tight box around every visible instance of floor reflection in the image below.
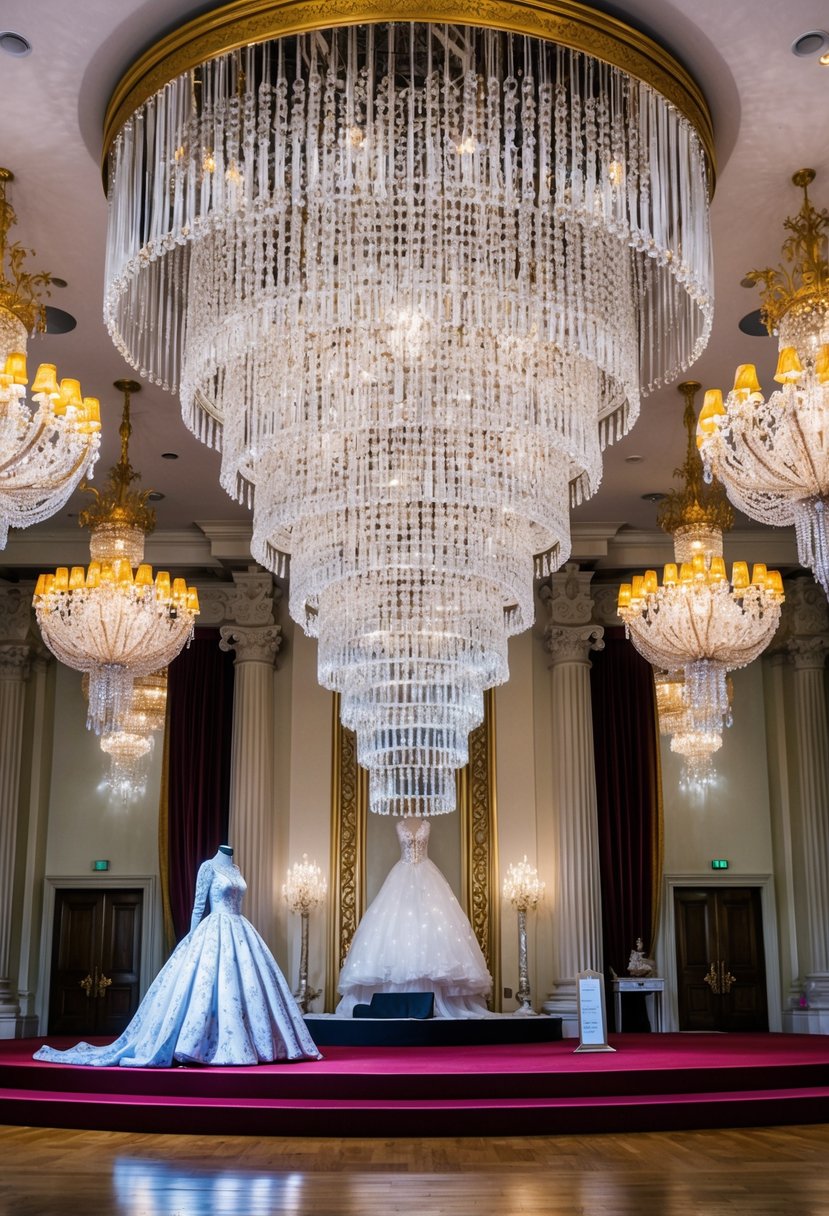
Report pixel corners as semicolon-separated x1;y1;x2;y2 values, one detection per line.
114;1158;306;1216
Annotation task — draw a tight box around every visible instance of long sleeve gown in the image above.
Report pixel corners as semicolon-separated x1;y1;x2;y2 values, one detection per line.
34;850;321;1066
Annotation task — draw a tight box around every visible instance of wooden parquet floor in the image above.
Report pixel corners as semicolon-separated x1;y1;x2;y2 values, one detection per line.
2;1122;829;1215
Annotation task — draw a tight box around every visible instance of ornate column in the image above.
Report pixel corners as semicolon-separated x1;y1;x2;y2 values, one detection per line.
219;620;282;939
0;582;34;1036
540;565;604;1034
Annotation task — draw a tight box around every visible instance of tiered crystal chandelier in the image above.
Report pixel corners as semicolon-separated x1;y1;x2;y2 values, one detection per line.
698;169;829;595
102;2;715;814
94;668;168;800
619;382;784;735
0;167;100;546
654;669;726;789
34;381;199;734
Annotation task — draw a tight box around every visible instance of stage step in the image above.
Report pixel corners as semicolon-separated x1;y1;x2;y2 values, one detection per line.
3;1083;829;1137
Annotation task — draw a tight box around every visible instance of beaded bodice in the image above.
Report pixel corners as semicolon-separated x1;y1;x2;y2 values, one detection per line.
396;817;430;865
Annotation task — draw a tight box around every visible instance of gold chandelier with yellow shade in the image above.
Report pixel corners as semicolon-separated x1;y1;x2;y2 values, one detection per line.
34;381;198;735
698;169;829;595
619;382;783;739
0;168;100;545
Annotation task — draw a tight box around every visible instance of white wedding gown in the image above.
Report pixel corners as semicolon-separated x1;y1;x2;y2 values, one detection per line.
336;817;492;1018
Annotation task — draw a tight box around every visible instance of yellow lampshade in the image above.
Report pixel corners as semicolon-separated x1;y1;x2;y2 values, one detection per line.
767;570;784;597
155;572;171;601
773;347;803;384
679;562;693;584
751;563;767;585
69;566;85;589
692;553;706;578
58;378;83;412
4;352;28;385
81;397;102;432
31;363;59;396
618;583;632;608
34;574;47;597
85;562;101;588
731;561;749;590
663;562;678;585
697;389;725;445
709;556;726;581
135;564;153;586
733;364;762;396
54;567;69;592
187;588;200;613
114;560;133;585
100;562;115;585
644;569;658;594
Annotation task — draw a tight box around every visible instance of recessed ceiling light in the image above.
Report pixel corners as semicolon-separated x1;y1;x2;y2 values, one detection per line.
625;455;644;464
147;491;165;502
738;309;769;337
641;491;667;503
740;276;756;289
791;30;829;57
50;277;68;288
161;452;179;460
0;30;32;57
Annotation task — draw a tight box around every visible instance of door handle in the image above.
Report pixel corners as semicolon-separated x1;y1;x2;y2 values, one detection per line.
79;973;93;998
720;962;736;994
703;961;736;995
96;971;112;999
704;962;720;994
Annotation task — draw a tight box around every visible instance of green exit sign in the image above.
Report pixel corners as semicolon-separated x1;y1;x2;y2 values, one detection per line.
711;859;729;870
93;859;110;872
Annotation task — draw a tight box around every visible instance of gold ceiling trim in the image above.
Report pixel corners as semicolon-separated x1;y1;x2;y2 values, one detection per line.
102;0;715;190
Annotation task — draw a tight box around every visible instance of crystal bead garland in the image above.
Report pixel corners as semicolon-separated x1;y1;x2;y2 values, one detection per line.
103;21;714;815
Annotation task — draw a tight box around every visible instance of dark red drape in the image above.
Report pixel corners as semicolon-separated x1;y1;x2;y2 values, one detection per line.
163;628;235;944
590;627;662;982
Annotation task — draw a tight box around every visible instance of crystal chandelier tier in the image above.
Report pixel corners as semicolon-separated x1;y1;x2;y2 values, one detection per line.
34;381;199;734
654;668;726;789
619;382;783;735
102;2;714;814
698;169;829;595
86;667;168;800
0;168;100;546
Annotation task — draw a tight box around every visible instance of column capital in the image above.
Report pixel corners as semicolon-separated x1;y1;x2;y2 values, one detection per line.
197;569;278;629
219;624;281;665
788;635;829;672
545;624;605;665
0;586;33;644
772;576;829;655
0;643;32;682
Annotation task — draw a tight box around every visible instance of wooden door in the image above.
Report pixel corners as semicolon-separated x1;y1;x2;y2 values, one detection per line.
48;888;143;1036
674;887;768;1032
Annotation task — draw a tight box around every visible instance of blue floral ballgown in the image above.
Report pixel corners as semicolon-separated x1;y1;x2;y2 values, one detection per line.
34;851;321;1067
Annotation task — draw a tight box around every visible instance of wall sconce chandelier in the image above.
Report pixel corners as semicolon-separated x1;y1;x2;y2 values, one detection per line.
619;382;783;736
102;0;714;815
34;381;198;734
503;855;545;1015
698;170;829;596
0;167;100;546
283;854;327;1013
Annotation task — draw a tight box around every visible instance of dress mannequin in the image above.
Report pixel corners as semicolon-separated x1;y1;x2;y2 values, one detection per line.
34;848;321;1067
336;817;492;1018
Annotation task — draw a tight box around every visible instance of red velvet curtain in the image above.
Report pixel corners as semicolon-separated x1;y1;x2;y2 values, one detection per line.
590;627;663;982
161;628;235;946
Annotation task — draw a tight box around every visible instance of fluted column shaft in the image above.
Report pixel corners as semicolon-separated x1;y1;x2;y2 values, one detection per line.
219;625;281;940
0;644;31;1033
790;637;829;981
542;620;604;1028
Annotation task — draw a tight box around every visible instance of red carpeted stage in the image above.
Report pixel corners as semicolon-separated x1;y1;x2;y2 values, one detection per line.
2;1033;829;1137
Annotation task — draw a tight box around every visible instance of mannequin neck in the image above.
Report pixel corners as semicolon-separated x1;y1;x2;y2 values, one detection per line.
217;845;234;859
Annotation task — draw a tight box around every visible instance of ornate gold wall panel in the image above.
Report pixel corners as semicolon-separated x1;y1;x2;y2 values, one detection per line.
327;688;500;1011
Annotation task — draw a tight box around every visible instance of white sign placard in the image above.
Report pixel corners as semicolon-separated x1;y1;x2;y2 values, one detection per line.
575;969;616;1053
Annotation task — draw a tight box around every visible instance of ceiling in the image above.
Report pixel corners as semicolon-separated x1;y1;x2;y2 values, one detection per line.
1;0;828;585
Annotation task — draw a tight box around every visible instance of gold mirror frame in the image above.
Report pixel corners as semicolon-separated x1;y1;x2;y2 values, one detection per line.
327;689;500;1011
103;0;715;189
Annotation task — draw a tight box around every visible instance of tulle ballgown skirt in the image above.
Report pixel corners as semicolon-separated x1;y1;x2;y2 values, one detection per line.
34;911;321;1067
337;858;492;1018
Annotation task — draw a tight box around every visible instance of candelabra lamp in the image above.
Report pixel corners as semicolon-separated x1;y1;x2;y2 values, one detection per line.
282;855;327;1013
503;856;545;1016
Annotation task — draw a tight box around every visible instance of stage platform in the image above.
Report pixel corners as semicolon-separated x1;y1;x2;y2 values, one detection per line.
305;1013;563;1046
3;1033;829;1137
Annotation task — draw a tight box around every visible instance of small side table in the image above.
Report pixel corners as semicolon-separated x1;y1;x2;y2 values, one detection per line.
612;977;665;1032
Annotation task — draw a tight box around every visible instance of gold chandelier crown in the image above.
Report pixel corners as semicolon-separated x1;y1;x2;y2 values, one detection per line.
656;381;734;538
744;169;829;336
79;379;155;537
0;168;51;334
